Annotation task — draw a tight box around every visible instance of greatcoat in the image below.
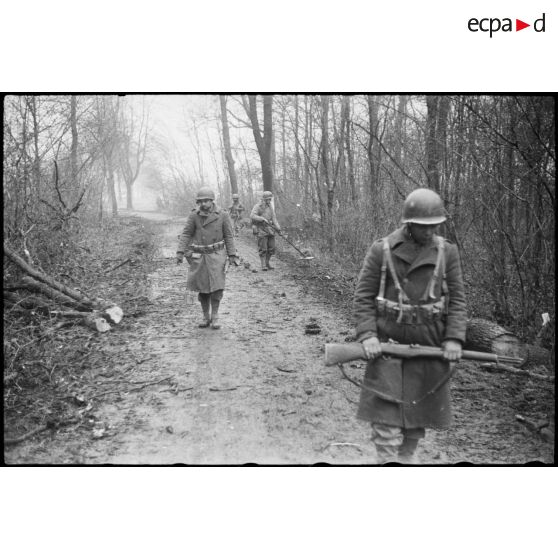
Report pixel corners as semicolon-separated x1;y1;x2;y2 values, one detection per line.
177;204;236;293
353;226;467;429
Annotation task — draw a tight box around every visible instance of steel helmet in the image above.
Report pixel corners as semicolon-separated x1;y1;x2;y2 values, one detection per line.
195;188;215;201
402;188;446;225
232;193;239;199
262;191;273;199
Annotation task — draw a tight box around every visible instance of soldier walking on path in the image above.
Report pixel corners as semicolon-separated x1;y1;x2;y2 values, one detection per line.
353;188;467;464
250;190;281;271
176;188;238;329
228;193;245;235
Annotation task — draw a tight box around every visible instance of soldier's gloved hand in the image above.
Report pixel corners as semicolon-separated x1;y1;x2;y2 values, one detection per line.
228;255;239;266
362;336;382;360
260;218;269;224
176;252;184;265
443;339;462;361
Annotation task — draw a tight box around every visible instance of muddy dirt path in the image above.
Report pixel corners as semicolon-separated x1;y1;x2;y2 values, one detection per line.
75;212;376;464
5;211;553;465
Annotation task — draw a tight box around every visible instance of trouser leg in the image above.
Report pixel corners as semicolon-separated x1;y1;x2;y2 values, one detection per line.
398;427;425;463
371;424;404;464
266;236;276;269
210;290;223;329
198;293;211;327
258;236;269;270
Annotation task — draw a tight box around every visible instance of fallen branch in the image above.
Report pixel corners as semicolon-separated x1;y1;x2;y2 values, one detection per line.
105;258;131;274
4;418;79;446
4;243;123;324
159;386;194;394
322;442;363;452
479;362;553;381
20;275;92;311
208;385;252;392
90;376;172;399
4;424;52;445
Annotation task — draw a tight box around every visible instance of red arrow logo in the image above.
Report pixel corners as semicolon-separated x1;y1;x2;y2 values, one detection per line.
516;19;530;31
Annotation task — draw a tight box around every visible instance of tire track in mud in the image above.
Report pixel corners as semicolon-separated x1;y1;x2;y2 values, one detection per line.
83;214;375;464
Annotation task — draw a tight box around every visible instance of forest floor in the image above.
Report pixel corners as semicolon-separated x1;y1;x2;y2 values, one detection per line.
4;211;555;465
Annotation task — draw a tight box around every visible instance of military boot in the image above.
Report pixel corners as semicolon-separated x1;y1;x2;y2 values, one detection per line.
198;313;211;328
260;257;268;271
398;438;419;464
210;298;221;329
210;313;220;329
265;256;274;270
198;298;211;328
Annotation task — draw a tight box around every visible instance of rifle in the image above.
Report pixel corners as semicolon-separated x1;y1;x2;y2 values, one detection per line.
324;342;525;367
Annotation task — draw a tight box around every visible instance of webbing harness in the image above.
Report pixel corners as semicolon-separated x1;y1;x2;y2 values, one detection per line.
377;236;448;323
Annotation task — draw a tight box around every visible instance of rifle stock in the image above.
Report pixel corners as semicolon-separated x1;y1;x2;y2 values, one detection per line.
324;342;524;367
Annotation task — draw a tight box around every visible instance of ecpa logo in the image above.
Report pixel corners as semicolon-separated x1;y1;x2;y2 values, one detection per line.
468;13;546;37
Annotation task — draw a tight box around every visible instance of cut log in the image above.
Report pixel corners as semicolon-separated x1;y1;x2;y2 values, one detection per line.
20;276;91;311
465;318;528;366
4;243;123;323
4;243;94;306
4;292;110;332
48;310;111;332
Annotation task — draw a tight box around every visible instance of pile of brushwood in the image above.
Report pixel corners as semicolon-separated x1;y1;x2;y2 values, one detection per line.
3;215;158;448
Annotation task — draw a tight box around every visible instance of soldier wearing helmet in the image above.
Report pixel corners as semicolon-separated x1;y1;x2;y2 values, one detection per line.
250;190;282;271
352;188;467;463
176;188;238;329
228;193;245;235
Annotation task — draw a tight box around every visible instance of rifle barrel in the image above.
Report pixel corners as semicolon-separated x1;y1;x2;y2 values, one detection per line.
324;342;524;367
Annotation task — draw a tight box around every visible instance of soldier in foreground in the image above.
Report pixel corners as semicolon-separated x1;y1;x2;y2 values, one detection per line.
353;188;467;463
176;188;237;329
228;193;245;234
250;190;281;271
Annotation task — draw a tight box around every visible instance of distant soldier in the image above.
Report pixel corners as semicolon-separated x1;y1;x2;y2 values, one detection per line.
176;188;238;329
250;190;281;271
228;193;245;234
353;188;467;463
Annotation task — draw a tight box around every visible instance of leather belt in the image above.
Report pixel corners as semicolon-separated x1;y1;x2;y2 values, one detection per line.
191;240;225;253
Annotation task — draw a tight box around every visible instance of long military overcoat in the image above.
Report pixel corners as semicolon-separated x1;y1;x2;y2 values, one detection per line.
353;226;467;429
177;205;236;293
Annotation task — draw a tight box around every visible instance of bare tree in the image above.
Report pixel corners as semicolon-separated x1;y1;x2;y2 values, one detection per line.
242;94;275;192
219;95;238;195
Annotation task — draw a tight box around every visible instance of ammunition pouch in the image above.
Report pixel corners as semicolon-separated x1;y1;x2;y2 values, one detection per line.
191;240;225;254
376;297;446;325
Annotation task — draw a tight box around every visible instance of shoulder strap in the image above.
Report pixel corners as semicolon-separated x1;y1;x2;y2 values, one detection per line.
383;238;409;302
421;236;445;302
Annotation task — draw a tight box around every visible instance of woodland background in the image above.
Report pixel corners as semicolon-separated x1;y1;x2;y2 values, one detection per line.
3;94;555;364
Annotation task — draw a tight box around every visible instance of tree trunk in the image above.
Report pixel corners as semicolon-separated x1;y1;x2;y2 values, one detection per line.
70;95;78;184
244;94;275;193
344;97;356;203
426;95;440;191
219;95;238;195
262;95;274;192
367;95;378;197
